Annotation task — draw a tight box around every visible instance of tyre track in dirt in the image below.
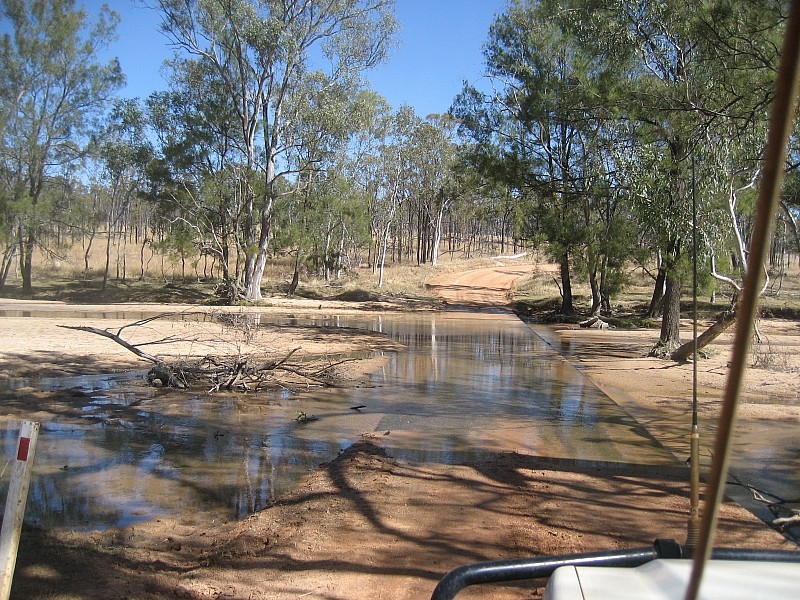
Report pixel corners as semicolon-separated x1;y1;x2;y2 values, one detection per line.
425;263;537;308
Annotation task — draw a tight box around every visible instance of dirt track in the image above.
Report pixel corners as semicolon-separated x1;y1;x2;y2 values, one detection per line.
426;263;537;307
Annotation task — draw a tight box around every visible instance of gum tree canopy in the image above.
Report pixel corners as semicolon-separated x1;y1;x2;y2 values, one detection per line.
153;0;397;301
0;0;124;294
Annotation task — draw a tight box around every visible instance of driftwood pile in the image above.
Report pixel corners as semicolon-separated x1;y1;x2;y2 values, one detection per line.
59;312;352;393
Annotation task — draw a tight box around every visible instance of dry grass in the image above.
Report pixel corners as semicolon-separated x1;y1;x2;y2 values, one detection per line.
513;269;568;302
6;236;800;323
2;237;510;305
750;333;799;373
514;259;800;327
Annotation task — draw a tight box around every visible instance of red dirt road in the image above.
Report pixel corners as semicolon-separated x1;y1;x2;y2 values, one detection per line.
426;263;536;307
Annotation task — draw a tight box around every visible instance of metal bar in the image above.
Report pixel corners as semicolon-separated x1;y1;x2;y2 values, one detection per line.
430;542;673;600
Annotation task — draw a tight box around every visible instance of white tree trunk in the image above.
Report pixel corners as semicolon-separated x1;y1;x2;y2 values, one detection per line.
377;219;391;289
431;201;447;267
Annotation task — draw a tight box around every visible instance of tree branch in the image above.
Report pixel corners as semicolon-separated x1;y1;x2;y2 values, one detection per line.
58;325;160;364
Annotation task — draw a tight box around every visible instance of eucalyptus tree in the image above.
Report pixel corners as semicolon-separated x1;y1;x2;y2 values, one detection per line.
785;128;800;256
370;111;460;266
667;111;776;361
579;1;700;350
0;0;123;293
356;105;458;277
576;130;638;316
145;80;252;298
571;0;787;354
278;83;380;285
694;0;792;282
153;0;397;301
367;105;418;288
782;170;800;257
275;171;368;286
342;92;391;268
452;0;616;315
94;99;154;291
405;115;458;266
445;140;531;260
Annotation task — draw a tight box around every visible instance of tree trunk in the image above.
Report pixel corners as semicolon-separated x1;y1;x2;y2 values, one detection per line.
83;231;95;277
102;228;112;293
671;307;737;362
19;224;34;295
780;199;800;255
139;236;148;281
323;225;332;281
336;226;345;279
243;195;274;301
648;263;667;317
650;270;682;356
588;267;601;316
378;219;391;289
599;256;612;313
121;228;128;282
431;203;445;267
242;144;277;301
559;252;574;315
0;241;17;289
288;248;301;296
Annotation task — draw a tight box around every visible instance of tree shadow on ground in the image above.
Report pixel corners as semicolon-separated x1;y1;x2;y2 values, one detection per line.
7;440;794;599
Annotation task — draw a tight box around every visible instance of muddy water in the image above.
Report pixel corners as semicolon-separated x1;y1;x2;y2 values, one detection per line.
3;311;677;530
535;325;800;530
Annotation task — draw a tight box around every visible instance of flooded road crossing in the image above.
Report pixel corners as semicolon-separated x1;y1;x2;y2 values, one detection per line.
2;311;679;530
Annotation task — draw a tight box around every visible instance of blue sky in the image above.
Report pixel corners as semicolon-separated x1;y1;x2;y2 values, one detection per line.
86;0;505;118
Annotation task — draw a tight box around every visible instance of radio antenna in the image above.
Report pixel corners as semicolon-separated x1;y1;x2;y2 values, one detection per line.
684;4;800;598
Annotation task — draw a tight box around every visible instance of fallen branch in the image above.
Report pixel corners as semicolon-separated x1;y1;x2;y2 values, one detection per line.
62;316;353;392
670;306;738;362
773;513;800;529
58;325;161;364
579;316;611;329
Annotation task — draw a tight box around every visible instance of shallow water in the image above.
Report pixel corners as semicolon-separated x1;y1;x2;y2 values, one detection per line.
0;311;788;533
534;324;800;527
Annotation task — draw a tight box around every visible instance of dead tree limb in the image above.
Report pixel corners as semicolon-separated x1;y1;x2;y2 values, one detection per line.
579;316;611;329
62;318;356;392
59;325;190;388
670;307;738;362
58;325;161;363
773;513;800;529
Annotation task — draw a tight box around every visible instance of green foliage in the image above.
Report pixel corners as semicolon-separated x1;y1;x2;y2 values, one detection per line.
0;0;124;291
453;0;638;312
3;0;788;309
154;0;398;300
153;224;195;264
454;0;788;323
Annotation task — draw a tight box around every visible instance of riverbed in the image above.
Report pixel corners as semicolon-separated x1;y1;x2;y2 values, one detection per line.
3;303;797;599
4;306;798;537
3;310;682;529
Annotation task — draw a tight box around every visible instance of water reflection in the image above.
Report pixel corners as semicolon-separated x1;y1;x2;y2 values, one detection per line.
2;312;677;530
0;309;216;321
4;370;150;396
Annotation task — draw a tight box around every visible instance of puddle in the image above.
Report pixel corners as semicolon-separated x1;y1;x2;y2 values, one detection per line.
1;312;795;533
4;370;149;394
